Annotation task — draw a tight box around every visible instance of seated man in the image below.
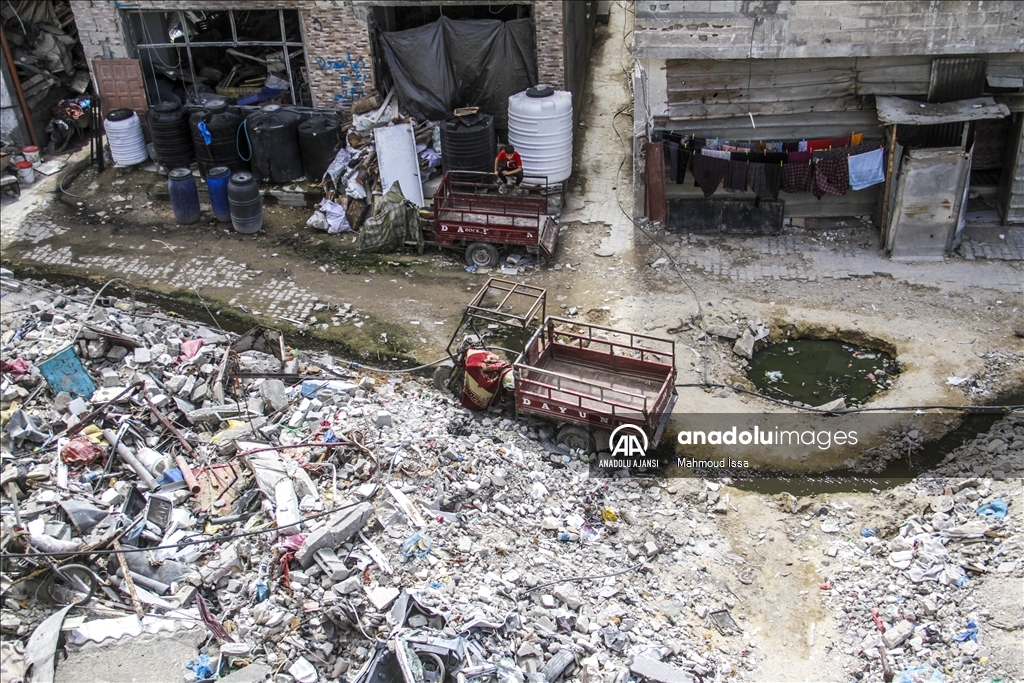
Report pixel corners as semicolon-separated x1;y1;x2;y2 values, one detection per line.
494;144;524;194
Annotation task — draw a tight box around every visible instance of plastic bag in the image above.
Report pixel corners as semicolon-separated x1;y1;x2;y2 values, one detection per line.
306;199;350;234
61;436;105;466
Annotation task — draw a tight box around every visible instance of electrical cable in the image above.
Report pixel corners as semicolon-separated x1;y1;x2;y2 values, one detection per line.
674;382;1023;415
527;561;644;593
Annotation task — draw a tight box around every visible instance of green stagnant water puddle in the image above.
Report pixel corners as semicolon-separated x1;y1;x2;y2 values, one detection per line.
746;339;899;407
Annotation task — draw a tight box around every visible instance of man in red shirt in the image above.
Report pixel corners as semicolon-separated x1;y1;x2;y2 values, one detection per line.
494;144;524;195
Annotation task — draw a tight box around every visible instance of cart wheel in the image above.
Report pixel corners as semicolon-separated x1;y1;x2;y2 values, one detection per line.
465;242;499;268
40;564;97;606
557;425;597;454
432;362;454;393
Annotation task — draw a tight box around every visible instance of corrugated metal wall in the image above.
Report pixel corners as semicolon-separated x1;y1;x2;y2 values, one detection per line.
656;53;1024;221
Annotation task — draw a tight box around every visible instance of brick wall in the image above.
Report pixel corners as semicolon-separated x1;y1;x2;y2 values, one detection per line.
534;0;565;88
303;3;373;109
634;0;1024;59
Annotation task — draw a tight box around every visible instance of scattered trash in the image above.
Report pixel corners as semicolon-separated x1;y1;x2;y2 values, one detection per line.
976;499;1008;518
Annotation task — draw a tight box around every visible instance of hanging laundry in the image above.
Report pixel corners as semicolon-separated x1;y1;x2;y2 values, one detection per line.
808;138;832;151
850;132;863;145
725;159;748;191
676;148;691;185
700;148;731;160
691;154;729;197
848;147;885;190
829;135;852;149
828;140;880;160
786;151;812;164
798;140;809;152
812;158;850;198
748;163;782;199
781;162;813;194
664;140;680;183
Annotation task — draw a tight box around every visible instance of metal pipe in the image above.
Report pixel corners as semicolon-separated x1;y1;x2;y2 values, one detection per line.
102;429;160;490
173;454;200;495
115;568;170;596
0;28;38;147
142;396;201;494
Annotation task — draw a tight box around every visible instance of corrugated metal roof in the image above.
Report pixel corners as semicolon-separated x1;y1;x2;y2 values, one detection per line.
928;57;987;103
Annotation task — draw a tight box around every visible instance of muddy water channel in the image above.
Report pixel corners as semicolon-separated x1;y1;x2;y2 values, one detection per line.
746;339;899;407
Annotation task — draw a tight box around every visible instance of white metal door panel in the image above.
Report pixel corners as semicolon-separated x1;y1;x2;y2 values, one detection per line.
373;123;424;207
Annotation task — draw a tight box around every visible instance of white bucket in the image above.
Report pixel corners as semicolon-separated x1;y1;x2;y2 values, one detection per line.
22;146;40;164
16;161;35;184
104;109;149;166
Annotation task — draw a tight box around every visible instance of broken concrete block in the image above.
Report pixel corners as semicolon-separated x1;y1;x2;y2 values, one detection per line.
100;369;121;388
164;375;187;395
295;502;374;568
85;339;107;359
706;324;740;339
178;375;196;398
373;411;393;428
260;379;289;412
630;655;696;683
133;347;152;364
882;619;915;649
217;663;271;683
106;345;128;362
365;585;400;610
53;391;72;414
334;576;361;594
733;331;756;360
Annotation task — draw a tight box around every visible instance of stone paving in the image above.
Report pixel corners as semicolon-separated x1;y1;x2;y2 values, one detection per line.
654;230;1024;294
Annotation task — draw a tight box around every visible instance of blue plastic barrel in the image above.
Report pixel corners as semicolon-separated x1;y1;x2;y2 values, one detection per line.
168;168;200;225
228;171;263;234
206;166;231;222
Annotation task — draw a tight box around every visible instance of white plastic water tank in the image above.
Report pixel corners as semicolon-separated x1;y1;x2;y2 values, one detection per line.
104;109;149;166
507;85;573;183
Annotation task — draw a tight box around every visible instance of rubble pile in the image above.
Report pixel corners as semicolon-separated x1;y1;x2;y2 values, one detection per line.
0;275;736;683
1;272;1021;683
772;417;1023;682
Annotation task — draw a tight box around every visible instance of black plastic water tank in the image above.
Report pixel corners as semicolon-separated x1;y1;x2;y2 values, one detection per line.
440;112;496;174
298;114;343;182
189;100;246;178
149;102;193;169
247;104;304;184
228;171;263;234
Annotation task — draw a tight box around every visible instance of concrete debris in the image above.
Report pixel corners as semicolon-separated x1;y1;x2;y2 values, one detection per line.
0;273;1021;683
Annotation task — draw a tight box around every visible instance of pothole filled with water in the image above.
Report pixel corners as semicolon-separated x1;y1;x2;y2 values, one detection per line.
746;339;900;407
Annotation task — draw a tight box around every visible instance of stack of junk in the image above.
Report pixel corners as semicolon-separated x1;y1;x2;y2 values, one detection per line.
2;267;1022;683
139;85;572;238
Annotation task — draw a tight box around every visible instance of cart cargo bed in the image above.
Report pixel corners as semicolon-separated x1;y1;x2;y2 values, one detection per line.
514;318;677;444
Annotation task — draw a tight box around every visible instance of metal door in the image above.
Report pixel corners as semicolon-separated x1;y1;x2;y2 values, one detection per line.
887;146;972;261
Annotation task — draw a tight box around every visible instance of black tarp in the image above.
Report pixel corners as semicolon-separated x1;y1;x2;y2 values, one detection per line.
378;17;537;132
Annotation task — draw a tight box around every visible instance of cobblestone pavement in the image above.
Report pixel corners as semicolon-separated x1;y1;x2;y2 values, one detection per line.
657;230;1023;294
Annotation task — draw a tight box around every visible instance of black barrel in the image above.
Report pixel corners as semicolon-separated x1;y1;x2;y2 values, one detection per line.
247;104;304;184
149;102;193;169
189;100;247;178
228;171;263;234
440;112;497;174
298;114;343;182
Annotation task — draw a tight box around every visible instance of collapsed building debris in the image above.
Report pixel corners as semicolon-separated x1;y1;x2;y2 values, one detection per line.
0;270;1021;683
